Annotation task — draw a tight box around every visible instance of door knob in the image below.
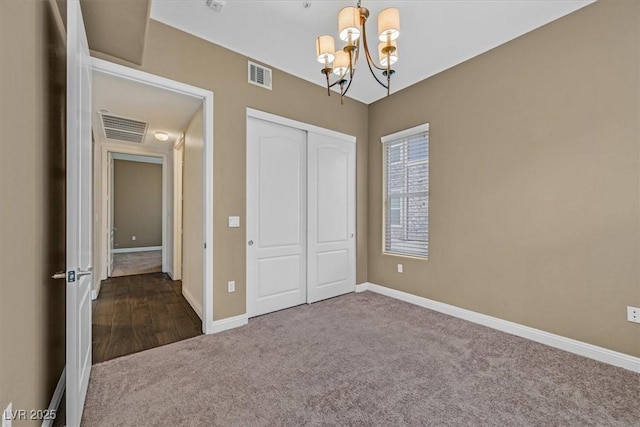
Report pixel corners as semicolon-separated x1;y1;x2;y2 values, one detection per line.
350;233;354;238
248;240;254;246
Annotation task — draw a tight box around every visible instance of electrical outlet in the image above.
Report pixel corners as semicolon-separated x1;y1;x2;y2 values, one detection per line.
3;402;12;427
228;216;240;228
627;306;640;324
397;264;403;273
131;235;136;241
227;281;236;293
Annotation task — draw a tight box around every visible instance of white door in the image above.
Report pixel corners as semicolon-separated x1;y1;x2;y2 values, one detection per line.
66;1;93;425
307;133;356;303
247;118;307;317
107;155;114;276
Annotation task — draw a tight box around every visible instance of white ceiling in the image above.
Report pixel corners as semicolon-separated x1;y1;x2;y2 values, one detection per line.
150;0;596;105
92;71;202;152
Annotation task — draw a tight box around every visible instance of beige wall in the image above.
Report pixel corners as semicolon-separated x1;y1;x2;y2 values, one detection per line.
0;0;67;422
113;159;163;249
182;108;204;315
91;20;369;320
368;0;640;357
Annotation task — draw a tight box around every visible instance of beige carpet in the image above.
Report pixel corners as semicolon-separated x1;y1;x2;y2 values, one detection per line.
82;292;640;426
111;251;162;277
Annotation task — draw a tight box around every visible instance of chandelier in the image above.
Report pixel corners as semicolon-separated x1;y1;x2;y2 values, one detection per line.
315;0;399;104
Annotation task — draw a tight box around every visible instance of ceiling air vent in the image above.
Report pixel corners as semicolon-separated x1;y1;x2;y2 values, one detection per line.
248;61;272;90
100;113;149;144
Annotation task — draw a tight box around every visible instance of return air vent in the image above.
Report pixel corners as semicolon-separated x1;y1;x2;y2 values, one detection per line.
248;61;272;90
100;113;149;144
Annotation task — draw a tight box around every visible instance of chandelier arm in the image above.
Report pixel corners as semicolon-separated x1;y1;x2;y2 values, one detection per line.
364;51;389;89
361;22;387;72
341;42;362;99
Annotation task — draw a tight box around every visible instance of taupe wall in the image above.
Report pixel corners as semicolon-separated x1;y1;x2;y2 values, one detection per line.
368;0;640;357
0;0;67;422
91;20;369;320
182;108;204;314
113;159;163;249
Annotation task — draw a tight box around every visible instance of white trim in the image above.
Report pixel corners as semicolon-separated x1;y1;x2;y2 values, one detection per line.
380;123;429;144
211;313;248;333
355;282;371;293
92;58;215;336
41;367;65;427
112;246;163;254
247;108;356;144
182;287;203;320
111;152;163;164
360;282;640;373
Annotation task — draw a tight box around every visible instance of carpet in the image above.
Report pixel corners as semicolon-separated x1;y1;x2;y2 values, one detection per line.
82;292;640;426
111;251;162;277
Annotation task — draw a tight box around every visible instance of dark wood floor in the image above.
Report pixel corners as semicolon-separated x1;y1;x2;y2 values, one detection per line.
92;272;202;364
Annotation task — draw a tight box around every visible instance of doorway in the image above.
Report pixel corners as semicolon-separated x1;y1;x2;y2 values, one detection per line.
108;153;164;277
90;58;215;362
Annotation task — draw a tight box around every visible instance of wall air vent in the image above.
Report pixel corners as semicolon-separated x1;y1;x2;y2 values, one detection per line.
248;61;272;90
100;113;149;144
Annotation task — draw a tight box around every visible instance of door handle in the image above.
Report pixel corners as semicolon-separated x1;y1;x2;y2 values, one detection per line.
248;240;254;246
350;233;354;238
77;266;93;278
52;271;66;280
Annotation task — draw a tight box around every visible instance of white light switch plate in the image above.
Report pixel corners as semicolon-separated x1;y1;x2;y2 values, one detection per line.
228;281;236;293
397;264;403;273
228;216;240;228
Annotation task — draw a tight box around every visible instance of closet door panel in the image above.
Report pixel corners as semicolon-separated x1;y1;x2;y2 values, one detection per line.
247;118;307;317
307;132;356;303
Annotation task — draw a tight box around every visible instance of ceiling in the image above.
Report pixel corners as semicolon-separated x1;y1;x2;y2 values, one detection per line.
92;71;202;152
150;0;596;105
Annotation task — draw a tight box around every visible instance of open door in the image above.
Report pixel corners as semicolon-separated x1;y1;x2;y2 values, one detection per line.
66;1;93;425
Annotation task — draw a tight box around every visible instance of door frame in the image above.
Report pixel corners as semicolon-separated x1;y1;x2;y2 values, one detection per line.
101;149;168;280
245;108;356;319
93;58;215;334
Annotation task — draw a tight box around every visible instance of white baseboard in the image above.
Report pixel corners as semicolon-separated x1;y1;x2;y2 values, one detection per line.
211;313;248;333
113;246;162;254
91;278;102;301
42;367;65;427
182;287;203;320
359;282;640;373
355;283;369;293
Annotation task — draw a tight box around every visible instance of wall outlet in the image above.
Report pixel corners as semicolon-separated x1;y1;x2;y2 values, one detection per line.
3;402;12;427
227;281;236;293
131;235;136;241
627;306;640;324
397;264;403;273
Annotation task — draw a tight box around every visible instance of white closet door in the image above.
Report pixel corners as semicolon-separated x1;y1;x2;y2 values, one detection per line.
307;132;356;303
247;118;307;317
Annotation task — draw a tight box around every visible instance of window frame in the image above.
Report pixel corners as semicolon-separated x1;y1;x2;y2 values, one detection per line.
381;123;429;260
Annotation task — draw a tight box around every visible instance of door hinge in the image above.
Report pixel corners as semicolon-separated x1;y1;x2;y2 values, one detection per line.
204;243;207;249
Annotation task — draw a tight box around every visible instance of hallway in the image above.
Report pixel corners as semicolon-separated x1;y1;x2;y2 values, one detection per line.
92;273;202;364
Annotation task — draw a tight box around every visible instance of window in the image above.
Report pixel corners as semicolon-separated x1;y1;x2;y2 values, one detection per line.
382;124;429;258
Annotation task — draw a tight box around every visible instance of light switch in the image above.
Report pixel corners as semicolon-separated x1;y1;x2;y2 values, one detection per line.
228;216;240;228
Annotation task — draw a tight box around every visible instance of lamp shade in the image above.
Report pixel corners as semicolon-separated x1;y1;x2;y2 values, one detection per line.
338;6;361;42
316;35;336;64
333;50;350;76
378;41;398;67
378;8;400;42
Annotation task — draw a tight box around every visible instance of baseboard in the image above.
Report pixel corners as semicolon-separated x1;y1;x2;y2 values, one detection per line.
42;367;65;427
91;278;102;301
211;313;248;333
182;287;203;320
355;283;370;293
113;246;162;254
359;282;640;373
